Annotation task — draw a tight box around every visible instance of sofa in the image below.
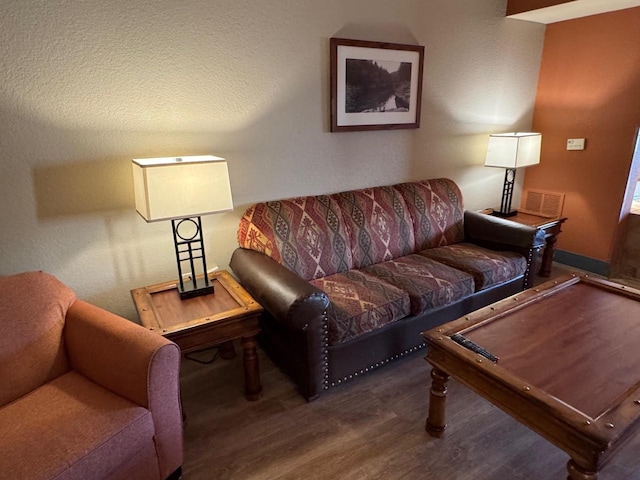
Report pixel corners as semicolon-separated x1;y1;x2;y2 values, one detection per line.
0;271;183;480
230;178;546;401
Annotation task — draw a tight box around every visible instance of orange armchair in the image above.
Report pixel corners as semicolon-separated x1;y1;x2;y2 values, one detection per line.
0;271;183;480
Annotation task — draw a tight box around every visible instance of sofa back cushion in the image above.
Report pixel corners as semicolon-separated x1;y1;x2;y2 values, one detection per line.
394;179;465;251
332;186;416;269
237;195;353;280
0;271;75;407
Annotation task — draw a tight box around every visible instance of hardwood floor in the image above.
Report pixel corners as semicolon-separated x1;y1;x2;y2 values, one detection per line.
180;268;640;480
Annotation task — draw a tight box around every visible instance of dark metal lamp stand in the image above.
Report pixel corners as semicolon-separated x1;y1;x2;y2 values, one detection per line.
171;216;214;300
493;168;518;218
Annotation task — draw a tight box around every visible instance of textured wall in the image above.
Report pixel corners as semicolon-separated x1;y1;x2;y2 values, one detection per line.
525;7;640;263
0;0;544;319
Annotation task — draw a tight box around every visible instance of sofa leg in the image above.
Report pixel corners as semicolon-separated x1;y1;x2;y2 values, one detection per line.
166;466;182;480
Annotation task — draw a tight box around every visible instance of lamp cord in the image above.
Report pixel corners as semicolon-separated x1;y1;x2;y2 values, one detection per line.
185;346;220;365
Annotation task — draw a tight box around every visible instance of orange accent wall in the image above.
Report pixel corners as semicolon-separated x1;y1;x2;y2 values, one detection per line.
507;0;575;16
524;7;640;262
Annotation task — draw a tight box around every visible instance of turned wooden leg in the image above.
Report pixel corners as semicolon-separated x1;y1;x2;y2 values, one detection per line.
426;367;450;437
241;335;262;401
567;459;598;480
219;340;237;360
539;235;558;277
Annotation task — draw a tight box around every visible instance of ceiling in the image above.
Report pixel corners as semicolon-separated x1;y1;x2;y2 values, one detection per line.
508;0;640;24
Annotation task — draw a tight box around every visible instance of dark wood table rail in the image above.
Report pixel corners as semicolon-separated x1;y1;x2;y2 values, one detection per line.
424;273;640;480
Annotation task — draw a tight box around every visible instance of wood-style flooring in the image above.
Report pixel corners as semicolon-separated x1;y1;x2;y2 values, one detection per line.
180;268;640;480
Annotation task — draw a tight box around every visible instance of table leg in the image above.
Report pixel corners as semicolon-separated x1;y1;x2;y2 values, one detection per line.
241;335;262;401
426;367;450;437
539;235;558;277
567;459;597;480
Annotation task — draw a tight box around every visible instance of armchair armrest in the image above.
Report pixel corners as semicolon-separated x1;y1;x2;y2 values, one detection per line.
230;248;330;331
464;210;546;250
64;300;182;479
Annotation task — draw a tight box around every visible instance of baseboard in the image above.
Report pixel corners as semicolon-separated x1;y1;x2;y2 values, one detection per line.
554;250;610;277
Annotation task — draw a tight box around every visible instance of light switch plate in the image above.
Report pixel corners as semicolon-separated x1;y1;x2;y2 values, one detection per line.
567;138;586;150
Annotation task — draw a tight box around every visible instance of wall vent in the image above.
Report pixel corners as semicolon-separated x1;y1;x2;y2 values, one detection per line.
519;189;565;218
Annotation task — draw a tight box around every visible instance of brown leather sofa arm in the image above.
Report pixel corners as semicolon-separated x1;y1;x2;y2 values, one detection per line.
230;248;330;331
464;210;546;250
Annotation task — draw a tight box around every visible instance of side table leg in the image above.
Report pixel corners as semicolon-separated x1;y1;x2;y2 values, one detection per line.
539;235;558;277
241;335;262;401
567;459;598;480
426;367;450;437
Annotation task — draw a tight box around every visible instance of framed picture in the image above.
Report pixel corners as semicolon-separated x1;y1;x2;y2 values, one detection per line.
330;38;425;132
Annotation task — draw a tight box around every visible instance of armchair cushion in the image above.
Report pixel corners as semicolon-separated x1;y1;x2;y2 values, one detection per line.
0;272;182;480
0;371;158;480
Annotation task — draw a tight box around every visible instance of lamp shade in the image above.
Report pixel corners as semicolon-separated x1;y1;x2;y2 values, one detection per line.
484;132;542;169
132;155;233;222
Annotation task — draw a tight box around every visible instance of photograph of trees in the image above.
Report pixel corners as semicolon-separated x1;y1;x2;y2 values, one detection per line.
330;38;424;131
345;59;412;113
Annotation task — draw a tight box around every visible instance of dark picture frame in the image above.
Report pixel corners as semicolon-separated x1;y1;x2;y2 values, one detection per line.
330;38;425;132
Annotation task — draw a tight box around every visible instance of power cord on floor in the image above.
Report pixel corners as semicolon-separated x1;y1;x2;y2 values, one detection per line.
185;346;220;364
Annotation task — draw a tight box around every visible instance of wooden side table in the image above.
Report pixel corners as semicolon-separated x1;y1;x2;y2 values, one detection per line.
131;270;264;401
482;209;567;277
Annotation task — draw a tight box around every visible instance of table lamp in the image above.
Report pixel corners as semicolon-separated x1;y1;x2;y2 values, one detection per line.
132;155;233;299
484;132;542;217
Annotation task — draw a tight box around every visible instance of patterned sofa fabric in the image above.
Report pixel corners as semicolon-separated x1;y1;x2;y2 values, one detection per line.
332;186;416;269
420;243;527;290
310;252;480;345
393;179;465;250
231;178;544;400
237;195;353;281
309;269;410;346
237;179;528;345
362;254;475;316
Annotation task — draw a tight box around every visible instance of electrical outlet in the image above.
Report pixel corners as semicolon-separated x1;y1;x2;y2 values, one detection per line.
567;138;586;151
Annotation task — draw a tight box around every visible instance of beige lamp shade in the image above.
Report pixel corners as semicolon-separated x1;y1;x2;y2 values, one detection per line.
484;132;542;169
132;155;233;222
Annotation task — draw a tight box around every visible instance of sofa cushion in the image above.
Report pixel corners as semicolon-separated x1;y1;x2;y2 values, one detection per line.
237;195;353;280
419;243;527;291
0;371;158;480
0;271;76;408
333;185;415;269
394;179;465;250
310;270;410;345
362;255;475;316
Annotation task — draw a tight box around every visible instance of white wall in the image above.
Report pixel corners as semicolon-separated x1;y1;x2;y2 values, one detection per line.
0;0;544;319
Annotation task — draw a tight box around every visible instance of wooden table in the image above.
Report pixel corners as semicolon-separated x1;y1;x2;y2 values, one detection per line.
424;273;640;479
483;209;567;277
131;270;264;401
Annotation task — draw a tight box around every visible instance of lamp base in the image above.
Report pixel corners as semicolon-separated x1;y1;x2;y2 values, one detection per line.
171;216;215;301
491;209;518;218
178;279;214;300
